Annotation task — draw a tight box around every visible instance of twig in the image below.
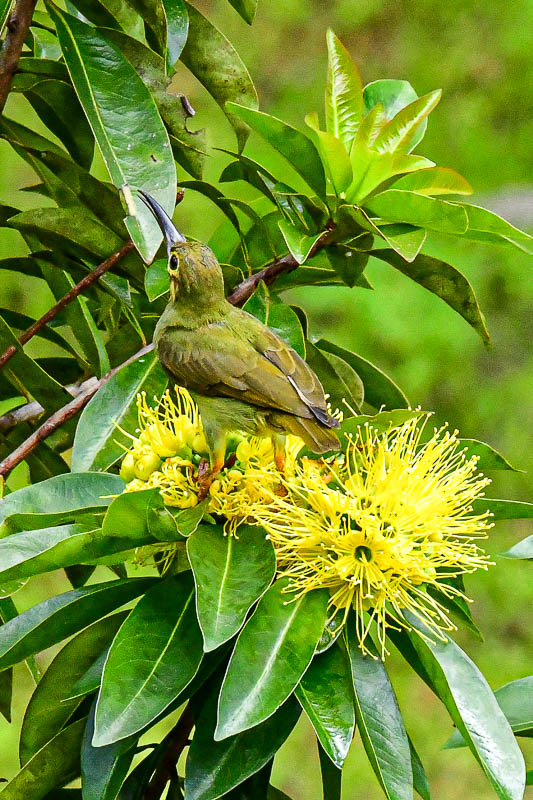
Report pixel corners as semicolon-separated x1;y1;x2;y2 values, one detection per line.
0;241;135;370
0;344;153;478
0;0;39;114
0;223;332;476
226;225;334;307
144;704;194;800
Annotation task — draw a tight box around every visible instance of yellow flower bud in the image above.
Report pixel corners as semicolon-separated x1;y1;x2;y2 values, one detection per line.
120;452;136;482
228;469;243;482
134;452;162;481
209;479;221;496
192;432;209;455
236;441;252;462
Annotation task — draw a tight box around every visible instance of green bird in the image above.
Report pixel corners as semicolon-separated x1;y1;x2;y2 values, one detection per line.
140;191;340;491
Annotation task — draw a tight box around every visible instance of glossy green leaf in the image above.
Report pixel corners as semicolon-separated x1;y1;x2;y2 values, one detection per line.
145;258;168;301
227;103;326;196
63;0;143;36
0;472;124;531
186;684;300;800
0;717;86;800
475;498;533;520
268;302;306;359
67;648;109;702
316;339;409;409
374;90;441;154
305;113;352;195
0;666;12;722
305;340;362;414
278;218;323;264
19;613;126;764
0;0;12;35
188;523;275;651
82;701;136;800
461;204;533;255
407;616;525;800
325;29;363;150
318;745;342;800
320;348;364;412
345;629;413;800
226;0;257;24
393;167;473;196
0;308;74;359
363;79;426;152
94;573;203;746
500;535;533;560
373;250;490;344
296;641;355;767
446;676;533;748
216;579;328;739
72;352;167;472
326;246;368;288
377;223;427;262
408;736;430;800
23;79;94;169
0;578;153;672
101;489;187;548
182;4;258;152
365;190;468;234
162;0;189;67
47;4;176;263
460;439;520;471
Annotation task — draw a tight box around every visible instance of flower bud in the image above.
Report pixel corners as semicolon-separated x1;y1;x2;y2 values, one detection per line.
134;452;162;481
120;452;136;483
192;432;209;455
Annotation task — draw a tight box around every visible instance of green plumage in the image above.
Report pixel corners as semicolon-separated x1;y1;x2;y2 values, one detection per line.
153;238;340;469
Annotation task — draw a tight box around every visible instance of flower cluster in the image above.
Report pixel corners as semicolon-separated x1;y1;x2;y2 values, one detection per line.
120;391;493;654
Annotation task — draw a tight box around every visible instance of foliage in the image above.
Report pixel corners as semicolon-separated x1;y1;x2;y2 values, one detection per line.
0;2;531;799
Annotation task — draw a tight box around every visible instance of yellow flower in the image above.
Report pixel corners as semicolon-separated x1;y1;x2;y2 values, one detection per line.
252;415;493;656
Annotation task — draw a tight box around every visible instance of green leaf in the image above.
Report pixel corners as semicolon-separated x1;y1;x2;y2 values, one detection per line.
19;613;126;764
63;0;143;36
67;648;109;701
216;579;328;739
393;167;473;196
226;0;257;24
180;180;241;232
305;340;362;414
407;616;525;800
0;717;86;800
325;29;364;150
363;79;427;152
318;745;342;800
377;223;427;262
101;489;188;549
476;498;533;520
162;0;189;68
72;352;167;472
23;79;94;169
94;573;203;746
373;250;490;344
268;302;306;359
0;578;154;672
500;535;533;560
459;439;520;471
47;4;176;263
460;204;533;255
278;218;323;264
326;246;368;288
305;113;352;195
188;523;275;652
296;641;355;767
186;685;300;800
0;313;68;413
0;472;124;531
0;0;12;35
345;629;413;800
408;736;431;800
365;190;468;234
446;676;533;748
374;90;441;154
182;4;258;152
82;701;136;800
0;667;12;722
227;103;326;196
316;339;409;409
145;258;168;301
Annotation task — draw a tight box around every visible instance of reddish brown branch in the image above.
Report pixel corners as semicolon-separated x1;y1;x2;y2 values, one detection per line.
0;0;38;114
144;704;194;800
0;240;135;371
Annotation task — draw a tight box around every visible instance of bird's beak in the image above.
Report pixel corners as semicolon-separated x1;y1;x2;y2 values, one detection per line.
138;190;186;256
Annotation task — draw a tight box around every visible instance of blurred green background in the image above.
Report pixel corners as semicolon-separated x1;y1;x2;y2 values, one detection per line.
0;0;532;797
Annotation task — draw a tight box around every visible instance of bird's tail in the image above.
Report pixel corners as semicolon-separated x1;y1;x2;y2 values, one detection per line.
271;413;340;454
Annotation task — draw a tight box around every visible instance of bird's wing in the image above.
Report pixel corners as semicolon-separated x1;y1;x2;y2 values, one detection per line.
157;308;331;421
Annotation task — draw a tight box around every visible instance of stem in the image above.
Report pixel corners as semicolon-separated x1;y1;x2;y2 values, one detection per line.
0;241;135;370
144;704;194;800
0;0;38;114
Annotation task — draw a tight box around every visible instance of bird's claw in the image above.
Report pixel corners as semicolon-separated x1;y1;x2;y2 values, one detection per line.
196;458;213;501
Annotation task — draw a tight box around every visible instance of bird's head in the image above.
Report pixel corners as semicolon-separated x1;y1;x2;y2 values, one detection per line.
139;191;224;303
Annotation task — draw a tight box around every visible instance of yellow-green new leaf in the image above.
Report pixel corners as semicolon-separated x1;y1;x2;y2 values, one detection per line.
394;167;473;196
305;112;352;195
325;29;364;151
374;90;442;155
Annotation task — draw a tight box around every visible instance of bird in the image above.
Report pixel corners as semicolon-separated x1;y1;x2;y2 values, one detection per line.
139;191;340;493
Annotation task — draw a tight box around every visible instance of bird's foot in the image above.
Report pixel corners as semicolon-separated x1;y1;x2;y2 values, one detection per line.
196;458;213;501
274;451;285;472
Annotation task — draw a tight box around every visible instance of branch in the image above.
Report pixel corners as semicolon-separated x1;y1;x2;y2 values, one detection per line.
0;240;135;370
0;0;38;114
0;344;154;478
144;703;194;800
226;224;334;307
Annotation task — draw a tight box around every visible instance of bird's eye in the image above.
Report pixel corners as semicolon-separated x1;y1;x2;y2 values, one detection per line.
169;254;178;270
